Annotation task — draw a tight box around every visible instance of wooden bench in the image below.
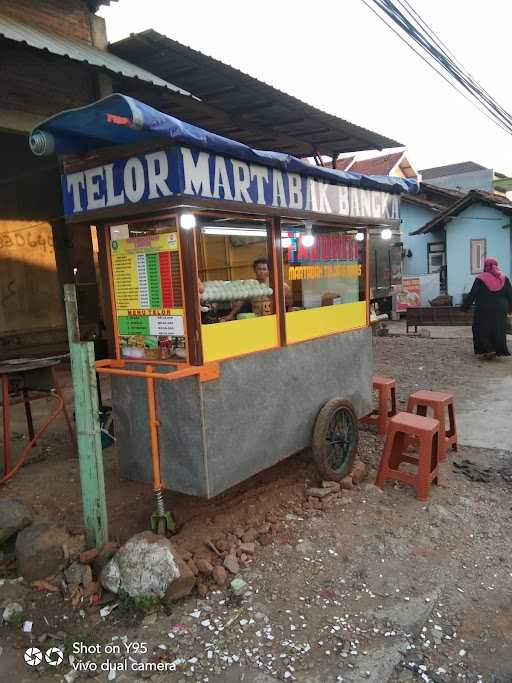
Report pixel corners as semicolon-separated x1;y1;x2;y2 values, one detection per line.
406;306;473;333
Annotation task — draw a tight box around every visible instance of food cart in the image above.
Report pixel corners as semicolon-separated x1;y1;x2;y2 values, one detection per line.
30;94;417;529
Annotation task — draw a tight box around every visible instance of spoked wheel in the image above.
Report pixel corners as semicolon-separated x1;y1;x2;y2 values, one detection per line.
312;399;359;481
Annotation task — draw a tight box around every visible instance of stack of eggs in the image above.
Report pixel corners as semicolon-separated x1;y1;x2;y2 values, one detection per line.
201;279;273;302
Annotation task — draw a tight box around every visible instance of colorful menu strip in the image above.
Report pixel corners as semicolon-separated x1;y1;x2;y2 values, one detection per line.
158;251;174;307
145;253;163;308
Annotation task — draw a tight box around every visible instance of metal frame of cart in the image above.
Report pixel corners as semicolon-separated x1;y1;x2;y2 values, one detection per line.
30;95;417;532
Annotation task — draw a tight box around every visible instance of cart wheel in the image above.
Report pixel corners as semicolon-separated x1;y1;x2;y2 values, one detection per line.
312;399;359;481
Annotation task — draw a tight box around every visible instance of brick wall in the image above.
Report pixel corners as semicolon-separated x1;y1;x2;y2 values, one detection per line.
0;0;93;43
0;43;93;117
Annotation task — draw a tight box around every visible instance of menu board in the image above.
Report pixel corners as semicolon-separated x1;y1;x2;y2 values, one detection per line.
111;233;186;360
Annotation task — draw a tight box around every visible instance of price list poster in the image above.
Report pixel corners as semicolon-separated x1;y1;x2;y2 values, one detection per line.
110;233;185;359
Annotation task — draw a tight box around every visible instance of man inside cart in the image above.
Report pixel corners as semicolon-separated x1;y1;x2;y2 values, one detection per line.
220;258;270;321
220;258;291;321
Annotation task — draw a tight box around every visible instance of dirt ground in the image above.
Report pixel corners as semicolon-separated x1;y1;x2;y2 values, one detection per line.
1;329;512;682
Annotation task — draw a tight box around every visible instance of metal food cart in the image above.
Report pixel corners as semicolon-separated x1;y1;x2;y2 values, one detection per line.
30;94;417;530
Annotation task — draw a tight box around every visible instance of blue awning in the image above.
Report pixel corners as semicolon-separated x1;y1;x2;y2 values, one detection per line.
29;94;418;195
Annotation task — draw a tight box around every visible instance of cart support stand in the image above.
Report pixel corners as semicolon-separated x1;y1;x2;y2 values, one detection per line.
64;284;109;549
146;366;176;535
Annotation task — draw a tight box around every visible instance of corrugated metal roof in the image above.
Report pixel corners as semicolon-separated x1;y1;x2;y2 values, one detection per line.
88;0;118;9
0;15;192;97
350;152;404;176
110;30;402;158
420;161;488;179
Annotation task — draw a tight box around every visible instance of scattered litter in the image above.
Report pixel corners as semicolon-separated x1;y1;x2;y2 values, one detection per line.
99;603;119;618
2;603;23;623
22;621;33;633
230;578;248;596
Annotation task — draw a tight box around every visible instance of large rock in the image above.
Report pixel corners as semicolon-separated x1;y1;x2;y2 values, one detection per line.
15;522;70;582
100;531;180;598
165;556;195;601
0;499;33;544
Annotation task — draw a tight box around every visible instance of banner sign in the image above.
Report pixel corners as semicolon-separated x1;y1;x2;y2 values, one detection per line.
62;146;400;221
396;276;421;311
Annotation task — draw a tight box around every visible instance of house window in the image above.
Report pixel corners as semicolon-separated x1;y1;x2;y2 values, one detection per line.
470;239;486;274
427;242;445;274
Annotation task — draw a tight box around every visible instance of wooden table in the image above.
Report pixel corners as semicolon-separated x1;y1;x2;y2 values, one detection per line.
0;357;76;483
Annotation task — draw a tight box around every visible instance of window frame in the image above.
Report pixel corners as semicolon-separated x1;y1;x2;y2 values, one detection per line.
196;212;281;362
470;238;486;274
280;221;369;344
104;210;371;366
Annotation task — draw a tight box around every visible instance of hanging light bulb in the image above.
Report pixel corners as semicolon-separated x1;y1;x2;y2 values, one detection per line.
355;231;365;242
302;221;315;247
381;228;392;240
180;212;196;230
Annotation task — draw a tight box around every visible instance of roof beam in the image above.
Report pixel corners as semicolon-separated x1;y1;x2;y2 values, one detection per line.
110;31;401;153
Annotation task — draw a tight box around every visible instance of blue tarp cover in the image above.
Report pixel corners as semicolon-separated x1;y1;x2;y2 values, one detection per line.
30;93;418;195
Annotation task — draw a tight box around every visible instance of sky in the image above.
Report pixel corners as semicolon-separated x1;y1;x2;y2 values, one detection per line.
99;0;512;174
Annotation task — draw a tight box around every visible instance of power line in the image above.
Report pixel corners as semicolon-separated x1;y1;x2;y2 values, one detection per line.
363;0;512;136
372;0;512;132
360;0;512;136
374;0;512;129
391;0;512;130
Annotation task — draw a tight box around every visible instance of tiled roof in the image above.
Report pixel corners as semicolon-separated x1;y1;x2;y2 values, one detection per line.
332;156;355;171
421;183;465;198
402;195;447;211
420;161;488;179
350;152;404;176
403;182;464;210
411;189;512;235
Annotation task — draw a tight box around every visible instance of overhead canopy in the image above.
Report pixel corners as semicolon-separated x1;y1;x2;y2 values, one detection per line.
110;30;402;158
29;94;418;195
0;16;191;97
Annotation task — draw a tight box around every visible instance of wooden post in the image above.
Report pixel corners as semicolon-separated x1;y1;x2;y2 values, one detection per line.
270;217;287;347
64;284;108;548
178;221;204;366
